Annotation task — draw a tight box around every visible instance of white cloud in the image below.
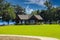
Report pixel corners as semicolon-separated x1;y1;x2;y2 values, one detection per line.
25;0;46;7
52;5;58;8
26;6;34;14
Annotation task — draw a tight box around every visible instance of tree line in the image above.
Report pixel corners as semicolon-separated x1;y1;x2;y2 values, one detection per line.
31;0;60;24
0;0;60;24
0;0;26;24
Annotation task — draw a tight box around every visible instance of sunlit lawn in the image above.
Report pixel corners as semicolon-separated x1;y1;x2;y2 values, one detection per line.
0;24;60;39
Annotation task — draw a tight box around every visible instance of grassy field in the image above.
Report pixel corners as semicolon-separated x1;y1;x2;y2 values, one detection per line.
0;24;60;39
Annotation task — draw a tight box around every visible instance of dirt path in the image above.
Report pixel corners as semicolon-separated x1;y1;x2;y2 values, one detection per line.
0;34;59;40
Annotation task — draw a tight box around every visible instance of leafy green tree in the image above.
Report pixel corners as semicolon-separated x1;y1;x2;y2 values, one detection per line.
14;5;26;15
31;10;40;15
44;0;53;24
44;0;52;10
0;0;4;3
7;6;16;20
0;0;4;15
14;5;26;24
2;10;11;24
0;1;16;24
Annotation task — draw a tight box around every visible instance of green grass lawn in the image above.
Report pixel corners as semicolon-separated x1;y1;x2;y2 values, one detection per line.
0;24;60;39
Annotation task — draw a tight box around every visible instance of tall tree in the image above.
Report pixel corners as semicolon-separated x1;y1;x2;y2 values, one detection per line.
0;0;4;15
14;5;26;24
44;0;52;10
1;1;16;24
2;10;11;24
14;5;26;15
44;0;53;24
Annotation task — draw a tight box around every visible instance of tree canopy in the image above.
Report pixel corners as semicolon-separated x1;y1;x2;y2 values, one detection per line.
0;0;60;24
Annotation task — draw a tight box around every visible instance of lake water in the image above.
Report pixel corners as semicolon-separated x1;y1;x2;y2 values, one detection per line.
0;20;15;25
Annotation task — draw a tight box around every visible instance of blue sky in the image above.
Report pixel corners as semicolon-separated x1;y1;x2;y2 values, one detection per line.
5;0;60;14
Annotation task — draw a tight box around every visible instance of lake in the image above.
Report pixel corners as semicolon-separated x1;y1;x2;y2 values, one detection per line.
0;20;15;25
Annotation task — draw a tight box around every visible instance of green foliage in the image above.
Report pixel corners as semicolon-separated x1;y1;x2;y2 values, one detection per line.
31;11;37;15
40;7;60;24
39;0;60;24
31;10;40;15
7;7;16;19
44;0;52;9
0;0;16;24
0;0;60;24
14;5;26;15
0;0;4;3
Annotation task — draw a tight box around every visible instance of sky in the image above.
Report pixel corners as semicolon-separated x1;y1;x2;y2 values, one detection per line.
5;0;60;14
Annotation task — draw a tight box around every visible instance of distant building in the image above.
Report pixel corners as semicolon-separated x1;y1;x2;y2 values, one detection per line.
15;15;43;24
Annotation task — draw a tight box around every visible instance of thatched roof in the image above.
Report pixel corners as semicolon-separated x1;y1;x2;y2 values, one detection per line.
34;15;43;20
18;15;31;20
18;15;43;20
